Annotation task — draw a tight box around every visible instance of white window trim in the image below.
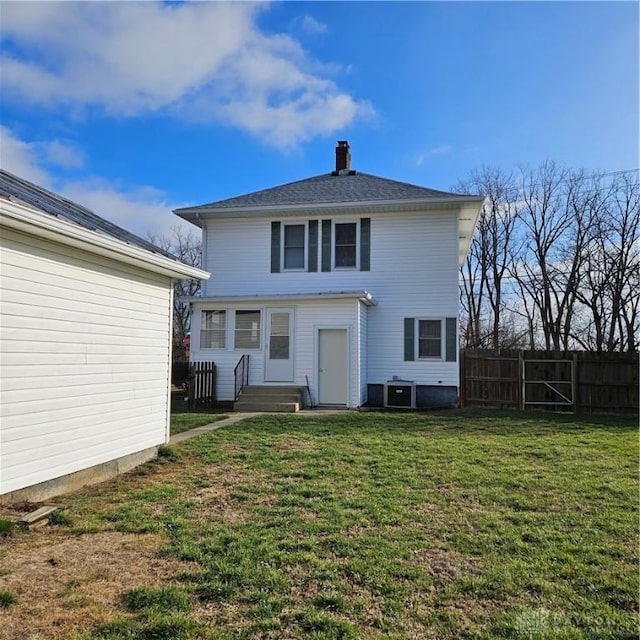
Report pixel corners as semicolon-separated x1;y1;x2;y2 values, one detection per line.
332;219;360;270
200;309;227;350
234;309;263;351
416;318;445;360
282;221;307;272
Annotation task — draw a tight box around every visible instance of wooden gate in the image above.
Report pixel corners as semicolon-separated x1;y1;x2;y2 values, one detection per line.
187;361;216;410
522;357;574;410
460;349;639;415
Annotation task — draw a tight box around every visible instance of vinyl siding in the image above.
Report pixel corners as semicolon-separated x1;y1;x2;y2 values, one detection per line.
0;228;173;495
200;209;460;390
357;301;368;405
366;211;460;387
190;299;360;407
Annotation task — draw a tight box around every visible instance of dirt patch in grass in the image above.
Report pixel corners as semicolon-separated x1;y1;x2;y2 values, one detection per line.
190;485;248;525
412;548;477;586
0;531;193;640
274;437;317;452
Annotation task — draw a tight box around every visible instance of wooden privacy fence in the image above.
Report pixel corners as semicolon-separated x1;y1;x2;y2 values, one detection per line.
186;361;216;410
460;349;639;415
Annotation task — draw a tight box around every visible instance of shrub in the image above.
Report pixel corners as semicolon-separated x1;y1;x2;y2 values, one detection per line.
157;445;180;462
0;591;16;608
0;518;16;538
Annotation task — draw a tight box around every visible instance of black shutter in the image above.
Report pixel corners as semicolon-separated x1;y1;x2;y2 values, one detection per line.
360;217;370;271
271;222;281;273
445;317;457;362
404;318;415;361
321;219;332;272
308;220;318;272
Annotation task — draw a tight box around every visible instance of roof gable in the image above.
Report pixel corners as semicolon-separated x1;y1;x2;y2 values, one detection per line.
174;171;475;214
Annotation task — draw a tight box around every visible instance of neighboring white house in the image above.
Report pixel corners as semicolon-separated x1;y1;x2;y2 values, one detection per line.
175;142;483;410
0;170;209;502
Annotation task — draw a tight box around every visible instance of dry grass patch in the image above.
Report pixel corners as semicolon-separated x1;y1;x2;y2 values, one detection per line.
0;531;194;640
274;437;317;452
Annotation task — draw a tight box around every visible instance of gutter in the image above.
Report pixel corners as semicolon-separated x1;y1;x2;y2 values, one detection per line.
1;198;210;281
174;195;485;223
182;290;377;306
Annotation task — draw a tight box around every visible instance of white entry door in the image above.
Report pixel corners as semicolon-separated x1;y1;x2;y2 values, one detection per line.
265;309;294;382
318;329;348;405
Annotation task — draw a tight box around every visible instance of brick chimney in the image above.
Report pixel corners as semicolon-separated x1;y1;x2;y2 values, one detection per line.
335;140;351;172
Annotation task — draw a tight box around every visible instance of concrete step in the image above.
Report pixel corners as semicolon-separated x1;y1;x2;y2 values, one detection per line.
234;401;300;413
235;385;304;412
241;385;304;396
237;393;301;403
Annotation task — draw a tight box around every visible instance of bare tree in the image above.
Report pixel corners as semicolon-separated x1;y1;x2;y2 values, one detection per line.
574;172;639;351
509;162;596;352
460;161;639;353
457;168;519;348
148;225;202;359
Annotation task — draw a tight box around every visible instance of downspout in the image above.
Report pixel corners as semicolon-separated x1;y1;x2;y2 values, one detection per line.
165;283;175;444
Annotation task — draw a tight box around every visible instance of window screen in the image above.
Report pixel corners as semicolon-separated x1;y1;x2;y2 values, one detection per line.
269;312;290;360
335;222;357;267
418;319;442;358
284;224;305;269
235;310;261;349
200;310;226;349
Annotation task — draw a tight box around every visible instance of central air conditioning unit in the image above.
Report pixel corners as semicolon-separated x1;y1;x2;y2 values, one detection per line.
384;378;415;408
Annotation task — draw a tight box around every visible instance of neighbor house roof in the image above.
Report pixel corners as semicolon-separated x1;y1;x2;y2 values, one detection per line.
0;169;173;259
174;171;478;214
0;169;209;280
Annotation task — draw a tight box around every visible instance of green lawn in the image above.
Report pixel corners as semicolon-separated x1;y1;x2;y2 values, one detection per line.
33;412;640;638
170;412;229;435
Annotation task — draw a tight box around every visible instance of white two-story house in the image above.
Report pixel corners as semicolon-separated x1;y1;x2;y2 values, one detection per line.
175;142;482;410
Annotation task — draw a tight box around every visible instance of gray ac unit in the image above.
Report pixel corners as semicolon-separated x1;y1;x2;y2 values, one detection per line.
384;379;415;408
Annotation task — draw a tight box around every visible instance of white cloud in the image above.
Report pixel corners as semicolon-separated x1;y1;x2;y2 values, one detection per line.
61;178;191;239
0;126;190;238
42;140;85;169
1;127;85;173
415;144;454;166
300;16;328;36
1;2;370;148
0;125;52;186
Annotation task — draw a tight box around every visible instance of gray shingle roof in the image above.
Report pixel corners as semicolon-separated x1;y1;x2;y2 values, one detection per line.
0;169;175;259
175;171;474;213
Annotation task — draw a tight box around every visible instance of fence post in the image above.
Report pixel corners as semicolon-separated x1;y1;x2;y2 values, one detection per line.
459;349;465;408
187;363;195;411
572;352;578;414
518;351;525;411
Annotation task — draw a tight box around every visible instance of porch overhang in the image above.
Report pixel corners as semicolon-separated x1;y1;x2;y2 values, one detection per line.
182;290;377;307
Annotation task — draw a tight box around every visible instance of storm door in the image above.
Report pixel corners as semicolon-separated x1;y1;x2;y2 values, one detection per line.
265;309;294;381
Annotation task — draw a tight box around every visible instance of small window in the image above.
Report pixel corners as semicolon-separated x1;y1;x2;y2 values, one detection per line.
235;310;261;349
334;222;357;268
201;310;226;349
283;224;305;269
418;319;442;358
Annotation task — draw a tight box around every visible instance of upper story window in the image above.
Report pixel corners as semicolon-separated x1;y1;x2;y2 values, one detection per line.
201;310;226;349
283;224;305;270
235;310;261;349
418;319;443;359
271;218;369;273
334;222;357;268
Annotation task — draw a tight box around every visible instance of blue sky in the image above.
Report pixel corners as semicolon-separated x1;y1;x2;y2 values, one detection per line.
1;1;637;238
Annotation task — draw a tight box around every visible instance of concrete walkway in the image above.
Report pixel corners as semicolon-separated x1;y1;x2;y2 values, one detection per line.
169;413;259;445
169;409;350;445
